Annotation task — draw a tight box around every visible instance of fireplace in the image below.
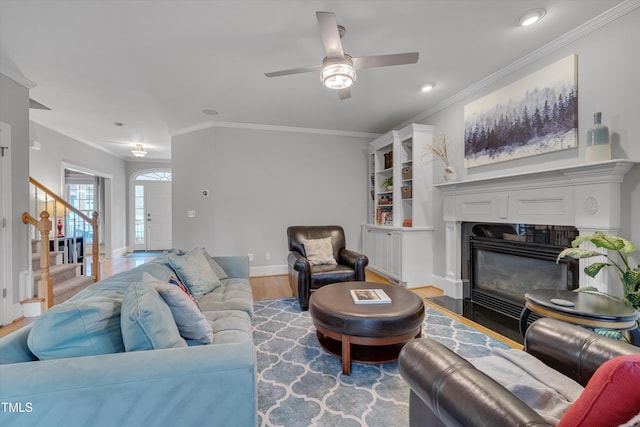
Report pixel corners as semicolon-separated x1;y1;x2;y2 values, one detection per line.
435;160;637;300
467;224;579;319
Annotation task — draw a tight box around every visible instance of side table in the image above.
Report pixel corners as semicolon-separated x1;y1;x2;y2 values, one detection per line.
520;289;640;345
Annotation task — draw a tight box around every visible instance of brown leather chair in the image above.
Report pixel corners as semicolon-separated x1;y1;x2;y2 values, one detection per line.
287;225;368;310
399;318;640;427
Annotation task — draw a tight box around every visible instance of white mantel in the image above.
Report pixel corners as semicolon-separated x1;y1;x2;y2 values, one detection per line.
435;160;639;298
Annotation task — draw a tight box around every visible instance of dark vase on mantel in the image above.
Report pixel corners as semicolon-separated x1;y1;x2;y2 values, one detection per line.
585;112;611;163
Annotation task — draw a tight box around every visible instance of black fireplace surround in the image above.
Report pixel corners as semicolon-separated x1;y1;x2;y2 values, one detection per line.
467;223;579;320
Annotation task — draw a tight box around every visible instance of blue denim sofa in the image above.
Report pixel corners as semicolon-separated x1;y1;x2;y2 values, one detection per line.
0;253;256;427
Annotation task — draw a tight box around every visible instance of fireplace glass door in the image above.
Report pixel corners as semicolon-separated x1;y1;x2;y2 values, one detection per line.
469;236;578;318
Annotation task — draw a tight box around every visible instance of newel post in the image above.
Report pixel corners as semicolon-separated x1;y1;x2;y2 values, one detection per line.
36;211;53;309
92;211;100;281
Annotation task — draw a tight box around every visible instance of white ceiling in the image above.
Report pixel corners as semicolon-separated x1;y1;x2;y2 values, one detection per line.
0;0;626;160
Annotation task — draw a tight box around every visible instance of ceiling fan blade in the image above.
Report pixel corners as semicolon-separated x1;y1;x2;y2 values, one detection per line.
264;64;323;78
337;88;351;100
316;11;344;58
353;52;419;69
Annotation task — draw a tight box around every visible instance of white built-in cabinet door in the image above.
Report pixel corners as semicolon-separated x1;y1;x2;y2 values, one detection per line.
362;226;401;281
362;224;432;288
389;231;402;279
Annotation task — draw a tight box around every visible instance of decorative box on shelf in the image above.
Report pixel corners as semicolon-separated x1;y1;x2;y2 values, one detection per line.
401;186;412;199
384;151;393;169
402;166;412;180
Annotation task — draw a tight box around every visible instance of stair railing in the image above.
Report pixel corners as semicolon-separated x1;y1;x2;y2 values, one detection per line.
22;176;100;309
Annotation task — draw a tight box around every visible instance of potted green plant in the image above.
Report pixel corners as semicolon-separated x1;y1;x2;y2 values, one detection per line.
557;231;640;328
382;176;393;191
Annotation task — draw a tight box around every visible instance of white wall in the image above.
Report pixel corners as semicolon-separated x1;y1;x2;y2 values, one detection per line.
29;123;128;257
417;8;640;278
171;125;372;274
0;73;30;311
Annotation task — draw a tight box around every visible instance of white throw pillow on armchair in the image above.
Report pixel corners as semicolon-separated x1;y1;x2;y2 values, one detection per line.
301;237;337;266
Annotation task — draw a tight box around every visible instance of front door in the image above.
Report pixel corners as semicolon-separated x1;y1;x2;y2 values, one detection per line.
145;182;172;250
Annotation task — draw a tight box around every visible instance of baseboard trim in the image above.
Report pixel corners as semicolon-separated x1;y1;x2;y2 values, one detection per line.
250;264;287;277
21;299;43;318
431;274;464;299
111;247;127;258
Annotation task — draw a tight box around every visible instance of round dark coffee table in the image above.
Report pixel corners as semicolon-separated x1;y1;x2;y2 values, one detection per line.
520;289;640;344
309;281;425;375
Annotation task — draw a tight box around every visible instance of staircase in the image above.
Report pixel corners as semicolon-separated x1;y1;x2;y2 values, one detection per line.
22;176;100;314
31;240;95;306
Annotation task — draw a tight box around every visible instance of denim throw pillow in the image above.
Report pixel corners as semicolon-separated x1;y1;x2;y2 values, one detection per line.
27;294;125;360
120;282;187;351
142;272;213;344
168;248;221;300
200;248;229;280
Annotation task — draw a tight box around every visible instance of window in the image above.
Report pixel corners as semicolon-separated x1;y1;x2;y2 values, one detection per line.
134;184;145;244
136;171;172;181
67;183;95;243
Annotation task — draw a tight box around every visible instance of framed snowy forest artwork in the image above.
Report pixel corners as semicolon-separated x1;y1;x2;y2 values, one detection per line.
464;54;577;168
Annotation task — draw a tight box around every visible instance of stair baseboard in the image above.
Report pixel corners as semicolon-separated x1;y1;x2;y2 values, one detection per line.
20;298;44;318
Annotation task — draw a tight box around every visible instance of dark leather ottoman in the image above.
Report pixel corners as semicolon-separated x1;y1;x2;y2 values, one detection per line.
309;281;425;375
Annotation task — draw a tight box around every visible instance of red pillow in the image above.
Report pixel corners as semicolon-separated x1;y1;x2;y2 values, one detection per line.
558;354;640;427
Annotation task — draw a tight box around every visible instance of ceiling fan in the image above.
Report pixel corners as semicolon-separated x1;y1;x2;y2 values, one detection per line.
264;11;419;100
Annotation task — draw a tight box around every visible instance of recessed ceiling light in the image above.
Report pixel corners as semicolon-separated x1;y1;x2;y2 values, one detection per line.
517;8;546;26
202;109;219;116
421;84;434;93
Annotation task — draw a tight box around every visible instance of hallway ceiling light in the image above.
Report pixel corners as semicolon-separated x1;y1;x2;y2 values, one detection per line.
131;144;147;158
517;8;546;26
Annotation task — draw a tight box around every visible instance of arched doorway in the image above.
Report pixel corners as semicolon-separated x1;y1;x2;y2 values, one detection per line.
132;170;172;251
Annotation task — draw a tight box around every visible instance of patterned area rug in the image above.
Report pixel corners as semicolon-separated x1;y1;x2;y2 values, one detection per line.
253;298;511;427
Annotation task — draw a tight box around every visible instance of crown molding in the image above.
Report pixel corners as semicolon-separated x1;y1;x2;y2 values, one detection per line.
0;65;37;89
171;120;380;139
30;120;129;161
401;0;640;127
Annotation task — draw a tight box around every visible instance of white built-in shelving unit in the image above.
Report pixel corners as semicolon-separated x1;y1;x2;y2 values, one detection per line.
363;124;435;288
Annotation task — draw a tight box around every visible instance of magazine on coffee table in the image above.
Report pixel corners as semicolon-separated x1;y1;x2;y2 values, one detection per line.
350;289;392;304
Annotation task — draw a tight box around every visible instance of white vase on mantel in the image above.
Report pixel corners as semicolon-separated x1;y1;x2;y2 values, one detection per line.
585;112;611;163
443;165;457;182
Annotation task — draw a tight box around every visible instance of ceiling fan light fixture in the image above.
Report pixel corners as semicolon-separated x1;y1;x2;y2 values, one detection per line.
131;143;147;158
321;57;356;90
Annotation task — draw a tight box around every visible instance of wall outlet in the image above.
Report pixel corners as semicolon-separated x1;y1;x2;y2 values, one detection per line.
265;252;270;260
248;253;253;262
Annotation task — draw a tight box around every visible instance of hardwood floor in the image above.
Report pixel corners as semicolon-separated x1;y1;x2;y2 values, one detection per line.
2;257;516;349
250;268;442;301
